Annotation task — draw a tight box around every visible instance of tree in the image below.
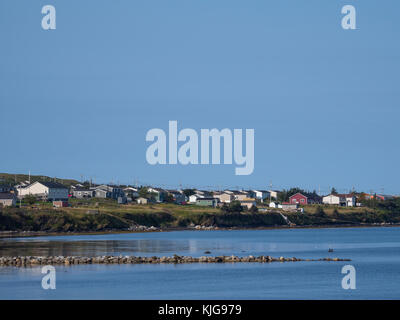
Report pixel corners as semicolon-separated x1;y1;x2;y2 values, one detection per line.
24;195;36;205
228;201;244;213
221;201;243;213
164;193;175;203
220;203;229;213
331;187;338;195
138;187;149;199
315;206;326;218
182;189;196;198
249;205;258;213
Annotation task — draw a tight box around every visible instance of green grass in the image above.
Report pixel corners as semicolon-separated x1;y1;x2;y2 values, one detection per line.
1;201;400;232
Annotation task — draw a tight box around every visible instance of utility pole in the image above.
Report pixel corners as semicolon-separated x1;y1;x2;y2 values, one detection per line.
269;181;272;203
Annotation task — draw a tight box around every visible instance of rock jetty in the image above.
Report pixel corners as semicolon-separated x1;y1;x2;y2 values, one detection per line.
0;255;351;267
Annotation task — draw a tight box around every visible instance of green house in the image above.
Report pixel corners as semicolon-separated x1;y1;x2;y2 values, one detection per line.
196;197;218;207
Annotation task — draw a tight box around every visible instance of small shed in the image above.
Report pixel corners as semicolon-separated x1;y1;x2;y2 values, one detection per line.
53;200;69;208
0;193;16;207
136;197;148;204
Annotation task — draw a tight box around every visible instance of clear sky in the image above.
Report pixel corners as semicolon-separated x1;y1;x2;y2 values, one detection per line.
1;0;399;194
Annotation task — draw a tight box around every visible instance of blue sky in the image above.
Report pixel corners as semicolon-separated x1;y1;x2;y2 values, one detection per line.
0;1;399;194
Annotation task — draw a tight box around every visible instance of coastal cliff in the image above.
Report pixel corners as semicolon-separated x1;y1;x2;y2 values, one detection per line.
1;202;399;234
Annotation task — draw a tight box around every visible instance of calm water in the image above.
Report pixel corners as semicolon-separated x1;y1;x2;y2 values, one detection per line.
0;227;399;299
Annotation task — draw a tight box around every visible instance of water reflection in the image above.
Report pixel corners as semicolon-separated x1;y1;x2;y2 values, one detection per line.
1;228;399;259
0;239;190;257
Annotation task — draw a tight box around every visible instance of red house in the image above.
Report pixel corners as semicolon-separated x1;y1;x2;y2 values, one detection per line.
289;193;308;205
289;192;322;205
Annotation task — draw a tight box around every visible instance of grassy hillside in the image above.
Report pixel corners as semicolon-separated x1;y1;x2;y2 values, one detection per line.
0;173;79;187
1;199;400;233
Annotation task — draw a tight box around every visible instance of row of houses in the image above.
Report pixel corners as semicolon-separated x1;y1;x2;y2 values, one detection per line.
189;189;279;209
191;190;377;209
190;190;277;203
0;179;397;211
6;181;188;206
287;192;356;207
0;181;69;207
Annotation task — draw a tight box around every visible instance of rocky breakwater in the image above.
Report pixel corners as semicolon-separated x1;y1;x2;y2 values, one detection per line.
0;255;351;267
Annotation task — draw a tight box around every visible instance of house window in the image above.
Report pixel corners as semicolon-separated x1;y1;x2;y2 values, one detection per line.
301;199;305;203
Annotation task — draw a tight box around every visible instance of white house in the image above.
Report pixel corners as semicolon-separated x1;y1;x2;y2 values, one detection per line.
136;197;148;204
213;192;233;203
123;187;139;198
252;190;270;201
16;181;69;201
267;190;279;199
269;202;282;209
228;191;251;201
189;194;204;203
72;188;95;198
239;198;257;210
322;194;356;207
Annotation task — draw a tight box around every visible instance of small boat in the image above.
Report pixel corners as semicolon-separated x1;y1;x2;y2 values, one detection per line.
328;248;334;253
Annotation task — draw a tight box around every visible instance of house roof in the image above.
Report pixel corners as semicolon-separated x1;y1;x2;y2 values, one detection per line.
0;193;15;199
214;192;232;196
167;190;182;194
37;181;68;189
289;192;322;201
123;187;138;191
240;198;257;202
231;191;249;195
376;194;394;198
197;197;216;201
325;193;354;198
148;187;166;193
289;192;307;198
73;188;93;192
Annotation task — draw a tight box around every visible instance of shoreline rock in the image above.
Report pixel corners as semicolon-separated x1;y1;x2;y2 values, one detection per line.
0;255;351;267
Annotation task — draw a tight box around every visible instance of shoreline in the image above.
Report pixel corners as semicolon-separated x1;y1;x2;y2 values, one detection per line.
0;222;399;239
0;255;351;267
